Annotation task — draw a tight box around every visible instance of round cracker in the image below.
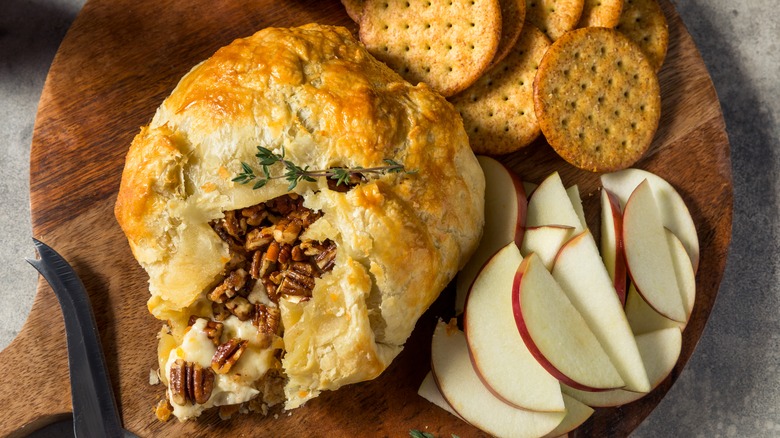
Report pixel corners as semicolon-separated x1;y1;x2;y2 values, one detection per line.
491;0;527;66
577;0;623;28
616;0;669;71
525;0;585;41
451;23;551;155
359;0;502;97
534;27;661;172
341;0;365;22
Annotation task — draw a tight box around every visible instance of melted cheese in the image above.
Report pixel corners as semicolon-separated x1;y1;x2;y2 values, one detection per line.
165;317;277;420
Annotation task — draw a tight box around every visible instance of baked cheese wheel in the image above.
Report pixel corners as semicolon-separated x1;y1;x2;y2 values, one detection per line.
114;24;484;419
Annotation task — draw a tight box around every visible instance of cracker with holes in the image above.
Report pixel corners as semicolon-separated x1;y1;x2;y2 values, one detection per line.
450;23;551;155
359;0;502;97
534;27;661;172
616;0;668;71
525;0;585;41
577;0;623;28
491;0;527;66
341;0;365;22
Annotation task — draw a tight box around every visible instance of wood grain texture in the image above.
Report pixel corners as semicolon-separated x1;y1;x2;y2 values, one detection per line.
0;0;731;436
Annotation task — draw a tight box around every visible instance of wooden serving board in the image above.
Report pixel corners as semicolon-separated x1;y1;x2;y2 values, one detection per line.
0;0;732;436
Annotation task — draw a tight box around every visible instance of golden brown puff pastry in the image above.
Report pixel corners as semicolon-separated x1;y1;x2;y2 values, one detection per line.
114;24;484;419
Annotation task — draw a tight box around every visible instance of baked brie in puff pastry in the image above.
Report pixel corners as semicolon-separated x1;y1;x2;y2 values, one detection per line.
114;24;484;420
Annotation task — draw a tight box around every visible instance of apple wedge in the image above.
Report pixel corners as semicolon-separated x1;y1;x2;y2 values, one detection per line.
552;230;651;393
623;180;687;323
566;185;588;231
524;181;539;197
542;394;594;438
626;229;697;335
431;321;566;438
455;156;527;314
562;327;682;407
520;225;575;270
464;244;565;412
418;372;462;420
526;172;584;234
512;253;624;391
601;168;699;272
600;188;628;305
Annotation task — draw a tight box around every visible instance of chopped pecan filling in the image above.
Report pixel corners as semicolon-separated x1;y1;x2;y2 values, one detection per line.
162;194;338;413
208;194;337;324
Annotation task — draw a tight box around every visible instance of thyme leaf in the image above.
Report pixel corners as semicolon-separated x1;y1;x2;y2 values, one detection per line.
235;146;416;191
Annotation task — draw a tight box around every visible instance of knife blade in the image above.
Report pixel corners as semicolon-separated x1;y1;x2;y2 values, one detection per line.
26;238;135;438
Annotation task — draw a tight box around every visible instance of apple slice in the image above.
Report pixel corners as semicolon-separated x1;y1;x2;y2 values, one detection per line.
600;189;628;305
513;253;624;391
418;372;463;420
566;185;588;231
542;394;594;438
455;156;527;314
524;181;539;197
623;180;687;323
626;229;697;335
526;172;584;234
552;230;651;393
625;285;678;336
431;321;566;438
520;225;575;270
464;244;565;412
562;327;682;407
601;168;699;272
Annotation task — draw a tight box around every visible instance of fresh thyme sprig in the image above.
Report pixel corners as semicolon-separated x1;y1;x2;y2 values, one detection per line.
232;146;416;191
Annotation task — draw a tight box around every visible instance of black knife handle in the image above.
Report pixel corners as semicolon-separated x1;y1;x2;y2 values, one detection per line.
27;239;124;438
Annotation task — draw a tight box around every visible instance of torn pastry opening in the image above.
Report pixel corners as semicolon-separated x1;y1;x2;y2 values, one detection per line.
157;193;337;421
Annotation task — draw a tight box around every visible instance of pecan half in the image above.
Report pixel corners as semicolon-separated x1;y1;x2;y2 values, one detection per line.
212;338;249;374
276;263;316;298
241;204;267;226
277;243;292;266
291;245;307;262
169;359;214;405
313;242;337;273
209;268;249;303
169;359;187;405
273;218;302;245
225;296;254;321
253;304;281;336
245;227;274;251
222;210;245;239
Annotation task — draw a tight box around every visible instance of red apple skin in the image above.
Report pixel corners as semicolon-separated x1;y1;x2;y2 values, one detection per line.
507;165;528;250
461;301;518;409
604;189;628;306
463;162;527;303
622;181;686;323
463;338;536;411
552;231;586;268
429;367;473;425
461;262;537;411
454;159;527;314
511;258;612;393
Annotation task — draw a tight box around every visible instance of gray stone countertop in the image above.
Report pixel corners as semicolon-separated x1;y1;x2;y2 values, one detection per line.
1;0;778;436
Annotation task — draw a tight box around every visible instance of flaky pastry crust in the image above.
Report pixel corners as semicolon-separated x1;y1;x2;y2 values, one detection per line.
115;24;484;412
